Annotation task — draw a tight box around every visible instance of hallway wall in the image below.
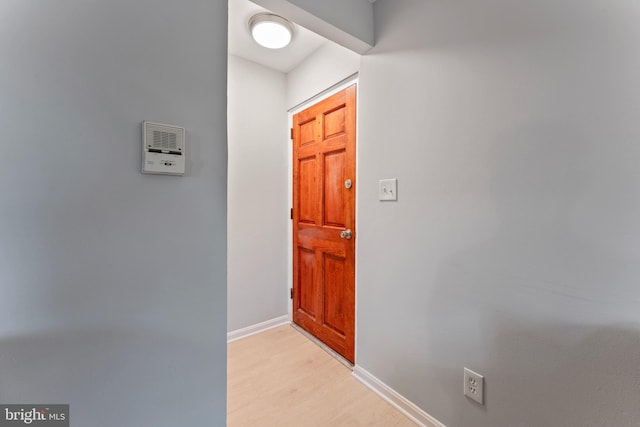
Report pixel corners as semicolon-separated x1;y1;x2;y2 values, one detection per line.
0;0;228;425
228;55;288;331
286;41;361;109
357;0;640;426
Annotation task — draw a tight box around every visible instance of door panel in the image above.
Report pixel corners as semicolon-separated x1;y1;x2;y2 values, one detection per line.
298;156;318;224
292;85;356;363
323;253;346;335
323;150;346;228
300;119;316;146
297;247;317;319
323;105;346;139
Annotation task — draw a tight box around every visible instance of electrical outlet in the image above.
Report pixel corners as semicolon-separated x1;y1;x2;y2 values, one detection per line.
464;367;484;405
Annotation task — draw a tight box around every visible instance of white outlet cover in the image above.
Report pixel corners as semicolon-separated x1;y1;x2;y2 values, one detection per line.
379;178;397;201
464;367;484;405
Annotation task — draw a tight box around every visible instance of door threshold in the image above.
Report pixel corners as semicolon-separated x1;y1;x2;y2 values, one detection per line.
290;323;354;369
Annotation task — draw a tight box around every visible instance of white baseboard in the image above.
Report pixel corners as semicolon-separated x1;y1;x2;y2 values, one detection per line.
352;365;446;427
227;315;290;343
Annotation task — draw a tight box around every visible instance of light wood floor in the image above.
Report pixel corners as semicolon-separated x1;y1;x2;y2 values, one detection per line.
228;325;417;427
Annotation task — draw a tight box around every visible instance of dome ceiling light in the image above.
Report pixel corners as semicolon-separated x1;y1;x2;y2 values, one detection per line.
249;13;294;49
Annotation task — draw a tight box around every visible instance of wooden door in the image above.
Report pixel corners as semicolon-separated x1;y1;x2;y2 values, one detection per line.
292;85;356;363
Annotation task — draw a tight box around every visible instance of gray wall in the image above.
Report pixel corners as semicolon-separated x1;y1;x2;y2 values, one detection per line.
0;1;227;425
278;0;373;46
357;0;640;426
253;0;373;53
228;54;288;332
286;41;361;109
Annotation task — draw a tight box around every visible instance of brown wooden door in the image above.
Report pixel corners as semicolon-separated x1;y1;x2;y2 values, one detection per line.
292;85;356;363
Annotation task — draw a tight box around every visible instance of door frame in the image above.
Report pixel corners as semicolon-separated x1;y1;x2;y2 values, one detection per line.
287;73;360;361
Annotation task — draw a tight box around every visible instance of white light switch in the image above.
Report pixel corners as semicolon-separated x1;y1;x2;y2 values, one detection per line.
379;178;397;201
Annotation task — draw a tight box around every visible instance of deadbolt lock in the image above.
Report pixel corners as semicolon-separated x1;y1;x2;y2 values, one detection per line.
345;179;352;189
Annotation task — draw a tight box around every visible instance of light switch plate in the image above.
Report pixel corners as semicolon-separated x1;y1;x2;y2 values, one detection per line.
379;179;397;201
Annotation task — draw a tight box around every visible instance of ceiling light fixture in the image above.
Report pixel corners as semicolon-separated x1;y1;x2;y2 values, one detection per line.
249;13;294;49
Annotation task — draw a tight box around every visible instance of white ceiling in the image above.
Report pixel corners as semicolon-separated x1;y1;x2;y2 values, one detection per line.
228;0;328;73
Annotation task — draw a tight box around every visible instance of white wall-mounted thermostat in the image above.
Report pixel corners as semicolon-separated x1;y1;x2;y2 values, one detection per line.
142;121;186;175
